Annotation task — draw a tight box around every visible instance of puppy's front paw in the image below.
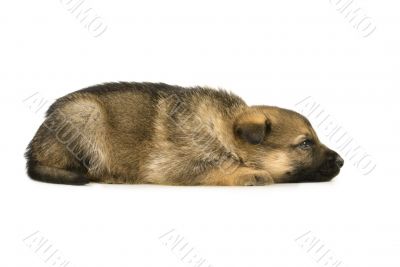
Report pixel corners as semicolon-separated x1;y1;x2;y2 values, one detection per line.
239;171;274;186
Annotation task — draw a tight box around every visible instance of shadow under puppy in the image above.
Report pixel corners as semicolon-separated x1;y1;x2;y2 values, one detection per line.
25;82;344;185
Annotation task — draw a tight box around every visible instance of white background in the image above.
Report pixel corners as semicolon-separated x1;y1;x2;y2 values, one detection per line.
1;0;399;266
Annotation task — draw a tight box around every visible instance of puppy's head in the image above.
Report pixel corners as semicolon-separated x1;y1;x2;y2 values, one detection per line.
233;106;344;183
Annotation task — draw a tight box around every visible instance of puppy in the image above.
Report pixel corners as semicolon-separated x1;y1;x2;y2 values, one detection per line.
25;82;344;185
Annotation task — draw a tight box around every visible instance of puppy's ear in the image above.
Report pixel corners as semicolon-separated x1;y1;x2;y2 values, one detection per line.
234;113;271;145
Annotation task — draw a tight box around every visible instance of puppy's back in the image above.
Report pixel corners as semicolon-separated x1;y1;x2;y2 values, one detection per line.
25;82;246;185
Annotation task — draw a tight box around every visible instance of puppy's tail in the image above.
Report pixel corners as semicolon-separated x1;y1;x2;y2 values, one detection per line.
25;138;89;186
26;161;89;185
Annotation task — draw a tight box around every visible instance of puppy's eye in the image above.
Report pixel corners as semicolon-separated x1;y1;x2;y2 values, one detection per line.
298;139;313;149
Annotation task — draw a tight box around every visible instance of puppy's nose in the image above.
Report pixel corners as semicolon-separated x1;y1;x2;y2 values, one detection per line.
335;155;344;168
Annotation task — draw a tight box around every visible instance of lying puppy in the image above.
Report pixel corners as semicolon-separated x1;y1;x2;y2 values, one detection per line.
25;82;344;185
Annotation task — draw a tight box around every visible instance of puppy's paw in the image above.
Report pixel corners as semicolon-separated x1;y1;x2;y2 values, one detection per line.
239;171;274;186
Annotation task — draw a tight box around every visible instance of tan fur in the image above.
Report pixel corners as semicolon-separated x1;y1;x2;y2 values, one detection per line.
200;165;274;186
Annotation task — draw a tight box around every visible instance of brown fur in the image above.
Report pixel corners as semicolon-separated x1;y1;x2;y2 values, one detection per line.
25;82;343;185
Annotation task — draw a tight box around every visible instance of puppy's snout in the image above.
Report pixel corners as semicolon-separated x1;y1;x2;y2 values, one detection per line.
326;150;344;168
335;155;344;168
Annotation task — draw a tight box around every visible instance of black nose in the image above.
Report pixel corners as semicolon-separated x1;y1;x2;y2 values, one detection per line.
335;155;344;168
326;150;344;169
